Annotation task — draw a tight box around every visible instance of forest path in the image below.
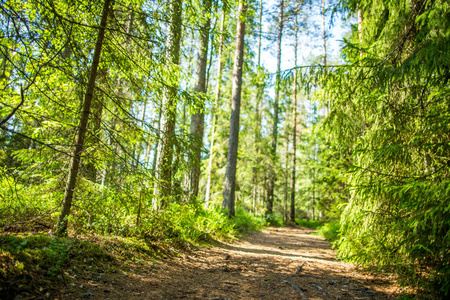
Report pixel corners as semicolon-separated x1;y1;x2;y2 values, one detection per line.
71;227;402;299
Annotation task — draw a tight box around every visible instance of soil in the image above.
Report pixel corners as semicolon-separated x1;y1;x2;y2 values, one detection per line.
56;226;406;299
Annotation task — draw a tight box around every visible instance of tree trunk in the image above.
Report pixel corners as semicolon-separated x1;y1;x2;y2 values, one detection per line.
222;0;247;218
322;0;327;67
100;129;113;188
187;0;212;203
322;0;329;117
99;8;134;186
56;0;112;236
145;109;161;169
252;0;264;215
284;131;289;223
357;3;363;59
312;105;317;220
85;67;107;183
153;0;183;209
205;5;227;206
290;6;299;223
266;0;284;215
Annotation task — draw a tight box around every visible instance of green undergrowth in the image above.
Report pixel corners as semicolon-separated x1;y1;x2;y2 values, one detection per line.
317;221;341;245
295;218;341;247
125;204;266;244
0;231;179;299
295;218;323;229
0;204;267;298
233;209;267;233
265;213;284;226
0;234;113;299
133;204;236;245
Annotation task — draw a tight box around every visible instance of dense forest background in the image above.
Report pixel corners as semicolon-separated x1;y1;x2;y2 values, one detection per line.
1;0;449;297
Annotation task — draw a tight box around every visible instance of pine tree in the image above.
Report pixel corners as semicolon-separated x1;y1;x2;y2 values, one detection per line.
154;0;184;209
222;0;247;218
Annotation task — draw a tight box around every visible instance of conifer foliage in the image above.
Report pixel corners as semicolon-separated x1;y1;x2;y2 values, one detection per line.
321;0;450;295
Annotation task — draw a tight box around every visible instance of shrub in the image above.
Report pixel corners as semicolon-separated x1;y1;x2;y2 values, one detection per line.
232;209;266;233
295;218;322;229
318;221;340;245
264;214;284;226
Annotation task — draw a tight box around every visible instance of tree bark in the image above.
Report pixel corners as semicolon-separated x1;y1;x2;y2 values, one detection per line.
322;0;329;116
266;0;284;216
85;67;107;183
187;0;212;203
57;0;112;236
284;131;289;223
153;0;183;209
205;4;227;206
322;0;327;67
357;3;363;60
222;0;247;218
290;6;299;223
252;0;264;215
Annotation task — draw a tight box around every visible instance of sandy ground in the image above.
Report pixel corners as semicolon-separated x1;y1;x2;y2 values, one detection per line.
59;226;404;299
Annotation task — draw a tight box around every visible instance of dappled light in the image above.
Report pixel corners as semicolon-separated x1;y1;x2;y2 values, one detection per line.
57;227;400;299
1;0;448;297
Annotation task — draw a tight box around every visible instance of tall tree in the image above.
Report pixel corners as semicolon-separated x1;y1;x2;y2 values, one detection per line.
222;0;247;218
283;129;290;222
266;0;284;215
56;0;112;236
290;2;299;223
84;67;106;183
357;2;363;60
153;0;183;209
205;3;227;206
187;0;213;202
251;0;265;214
322;0;329;116
322;0;327;67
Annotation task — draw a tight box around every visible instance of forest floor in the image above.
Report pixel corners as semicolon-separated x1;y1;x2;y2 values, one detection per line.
51;226;408;299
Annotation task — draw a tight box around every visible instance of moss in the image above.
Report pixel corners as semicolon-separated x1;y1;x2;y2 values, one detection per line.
0;233;113;299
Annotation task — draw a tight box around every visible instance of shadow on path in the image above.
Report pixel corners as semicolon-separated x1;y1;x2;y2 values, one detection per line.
62;226;404;299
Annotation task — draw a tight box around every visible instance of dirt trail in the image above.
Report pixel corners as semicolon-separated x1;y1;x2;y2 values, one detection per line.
66;227;402;299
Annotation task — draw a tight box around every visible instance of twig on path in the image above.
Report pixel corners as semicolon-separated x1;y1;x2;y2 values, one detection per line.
224;281;239;286
283;279;308;300
295;261;306;274
310;282;328;297
219;287;240;294
245;289;281;297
